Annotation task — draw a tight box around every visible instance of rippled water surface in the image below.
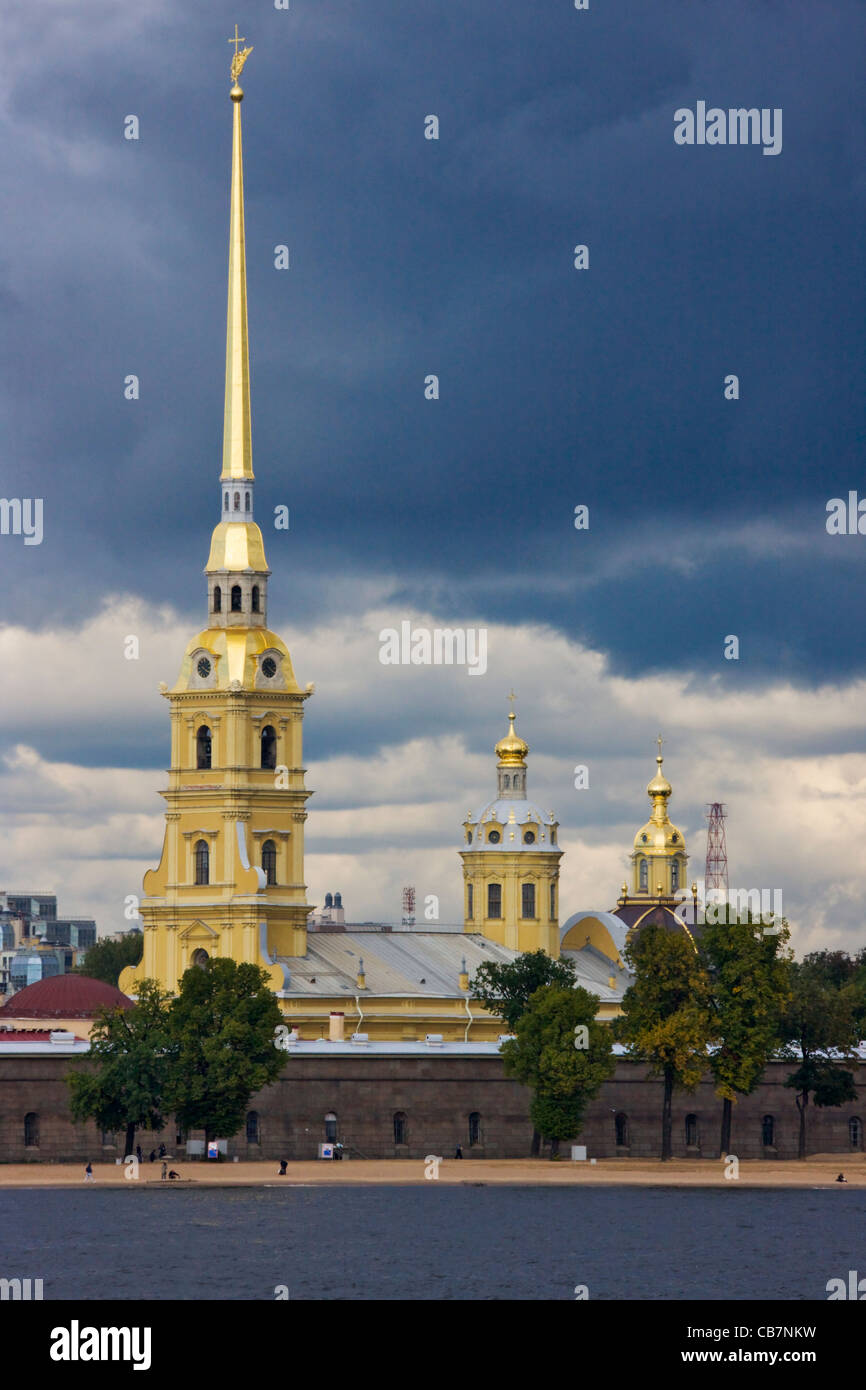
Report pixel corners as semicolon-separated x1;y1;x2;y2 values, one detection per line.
1;1186;861;1300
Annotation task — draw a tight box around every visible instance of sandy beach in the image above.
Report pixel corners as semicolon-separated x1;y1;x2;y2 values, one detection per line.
1;1156;863;1188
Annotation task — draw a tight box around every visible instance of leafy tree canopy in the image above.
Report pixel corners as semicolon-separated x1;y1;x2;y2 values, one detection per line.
76;932;143;987
471;949;576;1031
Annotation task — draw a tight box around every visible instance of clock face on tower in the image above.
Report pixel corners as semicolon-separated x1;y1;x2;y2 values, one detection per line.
197;657;212;679
261;657;277;678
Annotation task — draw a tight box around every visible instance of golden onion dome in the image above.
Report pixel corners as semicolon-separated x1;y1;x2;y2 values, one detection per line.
495;711;528;766
647;754;672;799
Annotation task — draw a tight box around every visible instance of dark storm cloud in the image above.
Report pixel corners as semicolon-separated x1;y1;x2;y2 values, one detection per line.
2;0;864;683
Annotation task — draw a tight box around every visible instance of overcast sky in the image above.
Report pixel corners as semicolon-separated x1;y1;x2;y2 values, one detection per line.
2;1;864;951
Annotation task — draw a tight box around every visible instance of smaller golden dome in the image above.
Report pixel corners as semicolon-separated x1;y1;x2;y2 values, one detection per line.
495;711;528;766
647;754;672;798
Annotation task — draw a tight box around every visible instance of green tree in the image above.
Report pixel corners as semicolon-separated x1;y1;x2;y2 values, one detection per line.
76;932;143;987
780;960;859;1159
700;913;793;1157
501;985;615;1158
471;949;577;1031
618;925;714;1160
67;978;172;1158
165;957;285;1154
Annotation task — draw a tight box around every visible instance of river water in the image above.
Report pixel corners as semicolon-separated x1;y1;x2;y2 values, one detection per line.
1;1185;861;1300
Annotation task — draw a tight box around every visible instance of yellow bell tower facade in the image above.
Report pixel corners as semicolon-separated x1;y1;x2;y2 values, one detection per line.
460;703;563;957
121;46;310;997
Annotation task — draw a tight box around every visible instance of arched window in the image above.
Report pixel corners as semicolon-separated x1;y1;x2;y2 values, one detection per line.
213;585;221;613
550;882;556;917
487;883;502;919
762;1114;775;1148
615;1112;629;1147
685;1114;699;1147
233;491;240;511
24;1112;39;1147
261;725;276;769
101;1130;116;1147
262;840;277;886
231;584;242;612
194;840;209;885
850;1116;863;1150
324;1112;337;1142
467;883;474;917
251;585;260;613
671;858;679;892
503;775;510;788
468;1112;482;1147
224;493;229;511
192;948;209;968
246;1111;260;1144
196;725;212;769
393;1111;408;1146
639;858;648;892
521;882;536;919
245;491;250;511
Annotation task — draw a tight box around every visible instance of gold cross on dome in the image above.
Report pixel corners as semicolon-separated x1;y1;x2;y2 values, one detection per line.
657;733;664;757
508;689;517;712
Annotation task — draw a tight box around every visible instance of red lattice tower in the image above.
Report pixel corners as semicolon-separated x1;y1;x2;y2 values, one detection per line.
401;885;416;925
705;803;728;895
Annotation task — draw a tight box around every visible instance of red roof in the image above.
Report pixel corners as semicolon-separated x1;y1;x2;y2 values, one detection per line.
0;974;133;1019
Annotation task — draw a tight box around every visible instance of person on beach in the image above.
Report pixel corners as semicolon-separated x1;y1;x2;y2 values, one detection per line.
149;1150;156;1162
158;1142;167;1158
454;1144;463;1159
278;1159;288;1175
136;1145;143;1163
168;1169;180;1179
161;1161;168;1180
836;1173;848;1182
84;1162;94;1181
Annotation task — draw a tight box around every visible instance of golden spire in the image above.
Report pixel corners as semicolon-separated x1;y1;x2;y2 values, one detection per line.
646;734;673;823
495;694;529;767
222;27;254;482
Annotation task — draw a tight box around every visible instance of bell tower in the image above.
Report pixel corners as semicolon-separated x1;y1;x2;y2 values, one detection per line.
460;699;562;956
121;38;311;996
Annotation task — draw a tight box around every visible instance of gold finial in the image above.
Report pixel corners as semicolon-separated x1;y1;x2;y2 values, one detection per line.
228;25;253;89
657;733;663;760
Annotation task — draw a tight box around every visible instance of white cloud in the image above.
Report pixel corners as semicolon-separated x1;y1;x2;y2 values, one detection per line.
1;595;864;954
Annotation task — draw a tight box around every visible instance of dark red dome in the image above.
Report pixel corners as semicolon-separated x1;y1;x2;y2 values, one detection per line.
0;974;133;1019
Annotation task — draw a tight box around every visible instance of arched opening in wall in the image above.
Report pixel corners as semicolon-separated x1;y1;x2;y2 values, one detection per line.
246;1111;260;1145
245;492;250;511
24;1112;39;1147
467;883;474;917
262;840;277;886
685;1114;699;1148
503;775;510;788
393;1111;408;1146
639;858;648;892
521;882;536;919
324;1112;337;1143
101;1130;116;1147
231;585;242;612
233;491;240;511
671;858;680;892
550;882;556;917
615;1112;629;1147
224;493;229;511
251;585;260;613
261;725;277;769
762;1114;775;1148
850;1116;863;1150
194;841;209;886
192;948;209;968
487;884;502;919
213;586;221;613
468;1112;482;1147
196;725;212;769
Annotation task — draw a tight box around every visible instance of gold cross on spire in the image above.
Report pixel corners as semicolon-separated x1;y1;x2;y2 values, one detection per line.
508;688;517;712
657;733;664;758
228;24;253;83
